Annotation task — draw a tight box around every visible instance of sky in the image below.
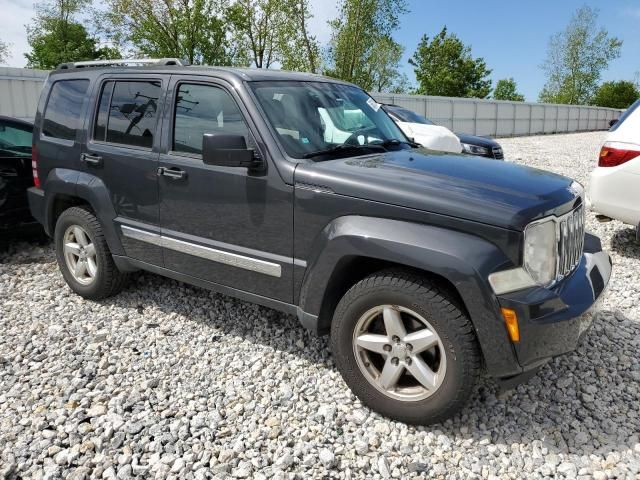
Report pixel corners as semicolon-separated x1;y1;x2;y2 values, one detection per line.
1;0;639;101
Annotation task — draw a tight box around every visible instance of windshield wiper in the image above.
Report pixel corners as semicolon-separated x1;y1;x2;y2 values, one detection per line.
371;138;421;148
302;143;386;159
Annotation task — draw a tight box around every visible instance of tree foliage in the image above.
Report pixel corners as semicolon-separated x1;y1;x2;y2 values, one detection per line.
592;81;639;109
493;78;525;101
278;0;320;73
0;39;9;64
326;0;407;90
26;0;118;69
409;27;492;98
99;0;243;66
228;0;288;69
367;35;407;92
539;6;622;105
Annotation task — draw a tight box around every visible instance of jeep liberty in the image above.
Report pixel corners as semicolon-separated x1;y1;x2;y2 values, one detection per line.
28;59;612;424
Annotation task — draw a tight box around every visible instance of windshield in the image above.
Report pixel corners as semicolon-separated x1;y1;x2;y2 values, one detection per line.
251;81;410;159
383;105;434;125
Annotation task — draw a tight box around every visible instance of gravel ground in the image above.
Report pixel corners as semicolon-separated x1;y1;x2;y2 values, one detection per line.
1;131;639;479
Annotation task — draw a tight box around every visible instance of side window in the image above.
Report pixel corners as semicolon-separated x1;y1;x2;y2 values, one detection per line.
0;121;32;157
173;83;250;155
97;81;161;148
42;79;89;141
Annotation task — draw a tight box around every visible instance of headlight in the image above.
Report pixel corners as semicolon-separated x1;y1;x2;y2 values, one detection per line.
523;219;557;285
461;143;489;155
488;217;558;295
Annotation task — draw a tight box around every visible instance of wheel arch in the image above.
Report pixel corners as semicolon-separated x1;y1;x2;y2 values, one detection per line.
44;168;125;255
297;215;522;378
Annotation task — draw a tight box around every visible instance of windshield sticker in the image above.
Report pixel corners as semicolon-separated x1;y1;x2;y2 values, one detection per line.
366;98;381;112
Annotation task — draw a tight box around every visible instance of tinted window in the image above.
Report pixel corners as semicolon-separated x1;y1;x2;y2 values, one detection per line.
0;120;32;157
106;81;161;148
94;81;114;142
42;80;89;141
384;105;433;125
174;84;249;155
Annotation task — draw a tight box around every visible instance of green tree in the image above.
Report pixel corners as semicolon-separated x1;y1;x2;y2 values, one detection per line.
592;81;639;109
278;0;320;73
326;0;407;90
366;35;406;92
26;0;117;69
539;6;622;105
99;0;241;66
409;27;492;98
0;39;9;64
229;0;319;70
493;78;525;101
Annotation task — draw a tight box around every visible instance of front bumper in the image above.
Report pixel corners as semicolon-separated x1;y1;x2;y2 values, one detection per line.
496;233;612;377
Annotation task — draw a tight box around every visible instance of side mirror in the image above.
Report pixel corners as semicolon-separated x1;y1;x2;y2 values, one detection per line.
202;134;262;169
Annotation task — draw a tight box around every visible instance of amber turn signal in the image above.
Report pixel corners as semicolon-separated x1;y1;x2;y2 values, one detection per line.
501;307;520;343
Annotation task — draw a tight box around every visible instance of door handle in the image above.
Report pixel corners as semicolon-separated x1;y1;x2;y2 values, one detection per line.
157;167;187;180
80;153;103;167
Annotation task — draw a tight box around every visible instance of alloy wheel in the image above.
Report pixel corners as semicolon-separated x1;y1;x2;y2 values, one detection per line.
352;305;447;401
63;225;98;286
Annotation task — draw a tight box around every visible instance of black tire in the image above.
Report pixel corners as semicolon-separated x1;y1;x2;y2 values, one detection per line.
54;206;128;300
330;269;481;425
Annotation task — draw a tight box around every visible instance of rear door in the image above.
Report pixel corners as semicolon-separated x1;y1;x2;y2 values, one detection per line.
156;75;295;303
82;75;169;265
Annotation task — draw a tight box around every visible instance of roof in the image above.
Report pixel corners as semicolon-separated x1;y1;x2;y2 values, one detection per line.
50;64;352;85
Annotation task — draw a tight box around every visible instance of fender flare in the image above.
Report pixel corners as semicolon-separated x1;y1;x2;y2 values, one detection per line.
43;168;125;255
297;215;522;378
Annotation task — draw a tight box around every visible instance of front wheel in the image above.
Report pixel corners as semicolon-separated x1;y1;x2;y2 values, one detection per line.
330;270;481;425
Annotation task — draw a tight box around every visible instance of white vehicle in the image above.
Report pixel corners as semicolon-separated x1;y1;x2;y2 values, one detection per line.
382;104;463;154
588;99;640;237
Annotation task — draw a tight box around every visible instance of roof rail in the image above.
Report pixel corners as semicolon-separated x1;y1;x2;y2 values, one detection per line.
56;58;187;70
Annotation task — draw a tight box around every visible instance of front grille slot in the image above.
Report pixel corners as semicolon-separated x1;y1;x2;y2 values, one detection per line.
492;147;504;159
556;205;585;280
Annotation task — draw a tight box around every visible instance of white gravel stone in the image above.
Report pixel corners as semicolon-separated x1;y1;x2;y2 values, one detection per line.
0;131;639;478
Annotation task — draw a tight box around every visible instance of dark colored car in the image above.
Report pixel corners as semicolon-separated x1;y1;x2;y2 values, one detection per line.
382;104;504;160
0;116;38;232
457;132;504;160
28;59;611;425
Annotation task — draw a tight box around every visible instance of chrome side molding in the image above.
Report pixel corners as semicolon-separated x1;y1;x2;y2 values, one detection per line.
121;226;282;278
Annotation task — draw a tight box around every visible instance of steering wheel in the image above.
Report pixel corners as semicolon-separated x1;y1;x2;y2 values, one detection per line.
344;127;376;146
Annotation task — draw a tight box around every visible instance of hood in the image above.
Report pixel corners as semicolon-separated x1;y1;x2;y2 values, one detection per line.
295;149;578;231
456;132;500;148
397;122;462;154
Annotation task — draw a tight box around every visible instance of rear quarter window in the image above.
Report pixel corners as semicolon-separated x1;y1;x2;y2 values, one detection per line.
42;79;90;141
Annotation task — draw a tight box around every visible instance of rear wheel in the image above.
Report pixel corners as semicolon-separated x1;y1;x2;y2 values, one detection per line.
54;206;128;300
330;270;481;425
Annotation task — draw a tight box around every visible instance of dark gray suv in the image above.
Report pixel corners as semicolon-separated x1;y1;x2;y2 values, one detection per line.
28;59;612;425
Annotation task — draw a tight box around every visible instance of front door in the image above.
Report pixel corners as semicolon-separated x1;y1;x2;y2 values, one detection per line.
82;76;168;265
157;77;294;303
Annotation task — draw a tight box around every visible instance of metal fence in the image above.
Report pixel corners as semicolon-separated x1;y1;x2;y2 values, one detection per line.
371;93;622;137
0;67;623;134
0;67;49;121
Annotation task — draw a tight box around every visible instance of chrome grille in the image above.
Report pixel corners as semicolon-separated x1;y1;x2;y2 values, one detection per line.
557;205;585;280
